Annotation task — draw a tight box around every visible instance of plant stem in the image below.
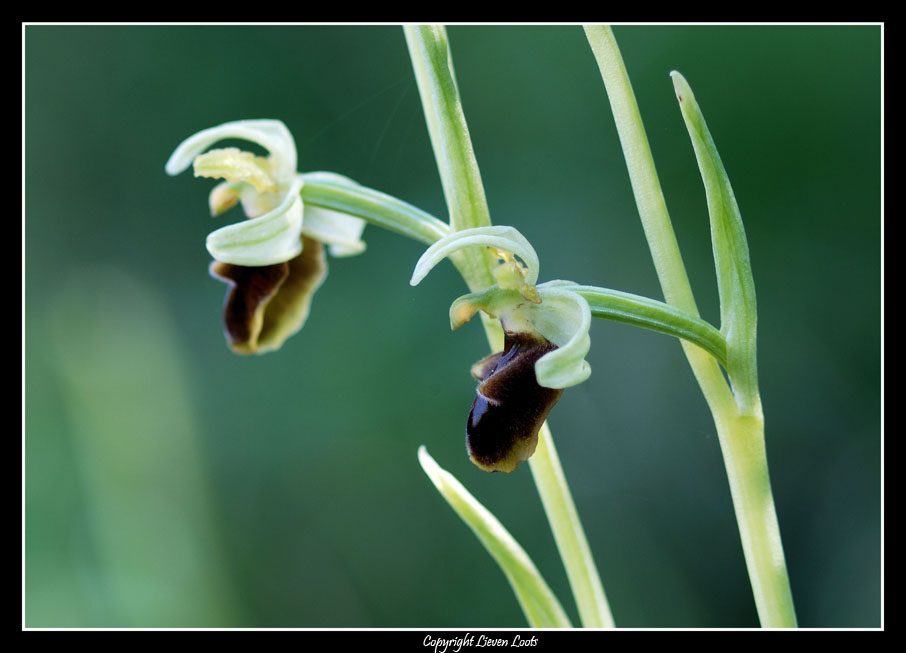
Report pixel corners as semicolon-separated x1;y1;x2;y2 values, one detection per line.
402;26;490;234
529;423;615;627
406;24;613;628
583;24;796;627
713;405;797;627
583;26;698;315
403;25;496;294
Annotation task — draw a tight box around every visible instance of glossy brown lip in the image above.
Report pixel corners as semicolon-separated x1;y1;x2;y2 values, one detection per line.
467;332;564;473
209;235;327;354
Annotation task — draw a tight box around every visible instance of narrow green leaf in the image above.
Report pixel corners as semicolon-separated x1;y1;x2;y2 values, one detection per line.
417;446;573;628
671;72;759;413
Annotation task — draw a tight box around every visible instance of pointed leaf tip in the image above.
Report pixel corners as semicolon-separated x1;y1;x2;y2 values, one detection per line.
416;446;573;628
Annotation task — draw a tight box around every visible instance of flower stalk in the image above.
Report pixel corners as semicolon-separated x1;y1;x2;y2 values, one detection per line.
560;284;727;368
298;173;449;246
403;26;497;297
406;25;614;628
583;24;796;627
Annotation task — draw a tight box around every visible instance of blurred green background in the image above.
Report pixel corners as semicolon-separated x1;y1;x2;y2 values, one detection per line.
24;25;881;628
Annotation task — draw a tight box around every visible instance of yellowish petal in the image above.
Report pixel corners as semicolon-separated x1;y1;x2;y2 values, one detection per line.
205;178;305;266
301;205;367;257
208;181;243;216
193;147;278;193
165;119;297;183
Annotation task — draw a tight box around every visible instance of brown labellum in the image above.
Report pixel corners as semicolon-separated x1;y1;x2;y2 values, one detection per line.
467;332;564;473
209;235;327;354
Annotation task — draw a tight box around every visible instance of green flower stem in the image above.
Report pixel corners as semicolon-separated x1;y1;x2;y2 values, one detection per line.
299;174;450;245
402;25;492;234
529;423;615;628
583;26;700;316
301;177;727;369
583;24;796;627
403;25;497;295
561;284;727;367
713;408;797;628
300;172;505;349
407;25;613;628
581;24;736;427
301;180;634;627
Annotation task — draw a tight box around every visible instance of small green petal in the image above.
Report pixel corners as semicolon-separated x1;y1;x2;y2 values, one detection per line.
449;286;523;330
410;226;539;287
530;284;592;389
493;260;541;303
301;205;367;258
206;178;305;266
237;185;282;219
208;181;243;216
165;119;297;183
449;283;593;390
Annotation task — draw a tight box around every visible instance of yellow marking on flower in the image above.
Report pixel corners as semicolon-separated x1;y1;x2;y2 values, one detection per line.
193;148;278;193
493;260;540;304
491;247;515;263
207;181;242;216
451;298;482;330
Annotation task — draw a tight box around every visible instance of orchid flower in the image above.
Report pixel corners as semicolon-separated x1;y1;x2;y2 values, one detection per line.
165;120;366;353
411;226;593;472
